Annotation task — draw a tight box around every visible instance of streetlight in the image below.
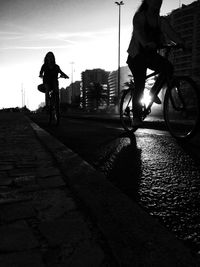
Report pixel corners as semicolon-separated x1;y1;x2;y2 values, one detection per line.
70;62;75;87
115;1;124;112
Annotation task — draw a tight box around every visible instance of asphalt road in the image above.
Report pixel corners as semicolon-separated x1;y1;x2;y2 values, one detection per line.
29;113;200;255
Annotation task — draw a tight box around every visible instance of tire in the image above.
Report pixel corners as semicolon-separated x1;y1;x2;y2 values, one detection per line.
51;105;60;126
164;76;200;140
55;106;60;126
120;89;138;132
48;91;60;126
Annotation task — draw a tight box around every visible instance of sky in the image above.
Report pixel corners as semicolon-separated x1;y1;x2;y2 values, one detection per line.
0;0;195;110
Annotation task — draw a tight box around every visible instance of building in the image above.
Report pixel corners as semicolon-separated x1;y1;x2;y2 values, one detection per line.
64;81;81;106
70;81;81;106
167;0;200;85
60;88;69;104
81;69;109;110
108;66;132;107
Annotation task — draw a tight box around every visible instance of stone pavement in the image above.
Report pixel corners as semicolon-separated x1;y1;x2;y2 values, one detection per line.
0;112;199;267
0;112;112;266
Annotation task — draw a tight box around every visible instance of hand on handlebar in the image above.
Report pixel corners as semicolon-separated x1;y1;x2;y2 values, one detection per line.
160;42;191;53
60;74;69;79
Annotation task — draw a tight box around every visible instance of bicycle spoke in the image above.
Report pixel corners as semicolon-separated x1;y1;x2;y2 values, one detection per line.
164;77;200;140
120;89;137;132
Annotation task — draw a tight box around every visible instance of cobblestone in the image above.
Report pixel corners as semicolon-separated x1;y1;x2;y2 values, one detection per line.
0;221;39;252
0;251;44;267
0;113;110;266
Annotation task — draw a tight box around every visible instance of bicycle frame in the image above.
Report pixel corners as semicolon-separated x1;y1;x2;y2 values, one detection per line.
140;44;178;114
140;71;166;118
47;75;65;125
48;89;60;125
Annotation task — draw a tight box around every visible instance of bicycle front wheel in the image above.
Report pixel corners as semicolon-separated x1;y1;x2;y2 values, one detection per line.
120;89;138;132
164;76;200;140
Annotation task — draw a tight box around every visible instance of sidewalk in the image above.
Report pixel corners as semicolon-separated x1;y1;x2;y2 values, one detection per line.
0;112;199;266
0;112;112;266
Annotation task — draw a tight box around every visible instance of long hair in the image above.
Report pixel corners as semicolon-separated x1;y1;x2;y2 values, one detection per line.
136;0;162;14
44;51;56;65
137;0;148;13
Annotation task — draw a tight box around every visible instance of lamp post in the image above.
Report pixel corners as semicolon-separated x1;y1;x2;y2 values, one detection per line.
70;62;74;89
115;1;124;112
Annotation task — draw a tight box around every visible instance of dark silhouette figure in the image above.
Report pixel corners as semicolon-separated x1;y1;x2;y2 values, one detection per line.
127;0;185;126
39;51;69;109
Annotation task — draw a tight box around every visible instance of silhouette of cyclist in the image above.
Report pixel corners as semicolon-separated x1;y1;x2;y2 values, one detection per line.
127;0;185;126
39;51;69;110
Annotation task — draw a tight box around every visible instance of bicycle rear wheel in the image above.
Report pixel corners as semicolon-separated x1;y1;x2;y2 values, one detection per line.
120;89;138;132
52;106;60;125
164;76;200;140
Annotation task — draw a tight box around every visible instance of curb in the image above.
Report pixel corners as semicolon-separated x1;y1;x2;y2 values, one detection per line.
29;118;198;266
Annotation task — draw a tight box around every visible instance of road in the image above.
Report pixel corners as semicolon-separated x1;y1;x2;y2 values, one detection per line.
29;113;200;255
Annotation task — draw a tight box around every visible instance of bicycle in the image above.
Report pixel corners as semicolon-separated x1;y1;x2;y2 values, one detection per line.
120;43;200;141
48;75;66;126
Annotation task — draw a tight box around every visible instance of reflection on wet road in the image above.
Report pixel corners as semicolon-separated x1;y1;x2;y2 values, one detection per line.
30;115;200;254
94;128;200;254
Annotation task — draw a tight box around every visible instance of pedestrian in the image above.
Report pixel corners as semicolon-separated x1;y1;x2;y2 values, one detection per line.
39;51;69;110
127;0;185;126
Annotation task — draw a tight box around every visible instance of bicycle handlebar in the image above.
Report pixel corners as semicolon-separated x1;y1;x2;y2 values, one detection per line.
58;74;69;79
159;42;191;53
39;74;69;79
159;43;183;50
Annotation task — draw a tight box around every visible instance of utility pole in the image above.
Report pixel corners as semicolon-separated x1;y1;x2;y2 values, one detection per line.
70;62;74;89
115;1;124;112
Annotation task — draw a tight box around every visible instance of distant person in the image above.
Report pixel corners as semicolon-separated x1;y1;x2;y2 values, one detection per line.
39;51;69;109
127;0;185;126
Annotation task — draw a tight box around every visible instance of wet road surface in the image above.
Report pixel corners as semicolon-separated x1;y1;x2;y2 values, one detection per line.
30;114;200;255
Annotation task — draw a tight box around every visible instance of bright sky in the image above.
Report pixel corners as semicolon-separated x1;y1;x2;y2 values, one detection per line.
0;0;195;110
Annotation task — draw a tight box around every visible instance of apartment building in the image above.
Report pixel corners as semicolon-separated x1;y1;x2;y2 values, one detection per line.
81;68;109;110
63;81;81;106
167;0;200;85
108;66;132;106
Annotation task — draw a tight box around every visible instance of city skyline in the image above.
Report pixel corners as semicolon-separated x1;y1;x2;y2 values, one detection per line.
0;0;195;110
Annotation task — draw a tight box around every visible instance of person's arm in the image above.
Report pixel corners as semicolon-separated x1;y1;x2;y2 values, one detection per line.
160;17;185;45
133;12;157;50
58;66;69;79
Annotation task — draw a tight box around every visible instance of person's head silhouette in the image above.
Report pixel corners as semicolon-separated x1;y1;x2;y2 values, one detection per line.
44;51;56;66
137;0;163;13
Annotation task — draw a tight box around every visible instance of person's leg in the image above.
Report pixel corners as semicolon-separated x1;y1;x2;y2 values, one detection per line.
146;52;174;94
45;84;50;112
53;81;60;122
127;54;147;119
55;90;60;115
